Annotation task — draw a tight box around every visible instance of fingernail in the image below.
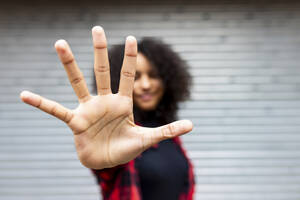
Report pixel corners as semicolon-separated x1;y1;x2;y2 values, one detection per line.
126;35;136;44
92;26;104;33
20;91;31;99
181;120;193;132
54;39;67;51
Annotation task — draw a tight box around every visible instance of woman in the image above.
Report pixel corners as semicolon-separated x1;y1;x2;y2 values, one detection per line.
93;37;195;200
20;26;194;199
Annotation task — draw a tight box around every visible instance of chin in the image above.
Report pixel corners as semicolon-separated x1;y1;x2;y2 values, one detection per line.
138;103;157;111
140;106;156;111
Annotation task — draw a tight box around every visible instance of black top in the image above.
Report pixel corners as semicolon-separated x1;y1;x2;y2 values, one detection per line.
135;117;189;200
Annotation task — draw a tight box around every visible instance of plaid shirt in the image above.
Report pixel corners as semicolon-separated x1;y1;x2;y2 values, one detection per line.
92;136;195;200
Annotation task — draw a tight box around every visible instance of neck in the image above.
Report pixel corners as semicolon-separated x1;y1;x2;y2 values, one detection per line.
133;106;162;126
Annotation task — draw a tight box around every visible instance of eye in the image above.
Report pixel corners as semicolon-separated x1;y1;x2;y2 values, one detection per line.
135;72;141;80
149;71;159;79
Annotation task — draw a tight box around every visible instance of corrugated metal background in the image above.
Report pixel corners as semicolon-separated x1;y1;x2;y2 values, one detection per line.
1;0;300;199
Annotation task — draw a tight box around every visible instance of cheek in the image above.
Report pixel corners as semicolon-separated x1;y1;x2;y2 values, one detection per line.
133;82;139;94
133;82;141;104
154;80;164;97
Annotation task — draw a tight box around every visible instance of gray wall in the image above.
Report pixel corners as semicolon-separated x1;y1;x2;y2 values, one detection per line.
1;0;300;199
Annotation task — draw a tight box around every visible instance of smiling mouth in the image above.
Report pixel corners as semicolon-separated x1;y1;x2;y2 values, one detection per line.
139;94;153;102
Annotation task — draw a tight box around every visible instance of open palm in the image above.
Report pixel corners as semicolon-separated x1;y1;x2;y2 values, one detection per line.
20;26;193;170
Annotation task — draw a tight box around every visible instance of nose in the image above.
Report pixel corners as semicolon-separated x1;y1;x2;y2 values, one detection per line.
140;75;151;90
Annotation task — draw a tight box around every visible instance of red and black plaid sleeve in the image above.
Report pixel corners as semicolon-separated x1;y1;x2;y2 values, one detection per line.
174;137;195;200
92;160;142;200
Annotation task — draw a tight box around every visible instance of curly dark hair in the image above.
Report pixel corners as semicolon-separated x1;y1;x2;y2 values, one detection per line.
92;37;191;125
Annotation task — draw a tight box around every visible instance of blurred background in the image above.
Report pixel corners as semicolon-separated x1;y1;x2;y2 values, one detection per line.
1;0;300;199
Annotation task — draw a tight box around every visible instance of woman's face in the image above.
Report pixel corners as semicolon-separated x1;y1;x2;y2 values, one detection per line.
133;53;164;111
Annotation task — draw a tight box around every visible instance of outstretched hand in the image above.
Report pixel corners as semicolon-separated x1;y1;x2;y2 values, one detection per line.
20;26;193;170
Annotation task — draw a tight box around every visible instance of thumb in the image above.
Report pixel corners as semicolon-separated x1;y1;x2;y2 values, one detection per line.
142;120;193;149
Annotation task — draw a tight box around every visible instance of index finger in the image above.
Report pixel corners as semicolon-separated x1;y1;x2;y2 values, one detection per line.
118;36;137;98
55;40;91;103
